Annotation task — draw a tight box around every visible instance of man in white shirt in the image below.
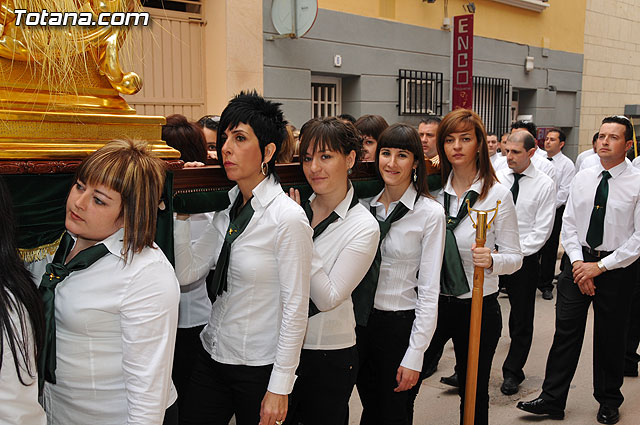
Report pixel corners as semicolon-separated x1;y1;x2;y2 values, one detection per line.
500;132;509;156
517;115;640;424
511;121;557;185
538;128;576;300
575;132;599;172
488;131;507;171
418;117;440;160
497;130;556;396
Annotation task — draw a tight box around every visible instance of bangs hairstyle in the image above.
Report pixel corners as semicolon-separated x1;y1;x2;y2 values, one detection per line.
298;117;363;165
436;109;497;200
75;139;166;260
355;114;389;140
216;91;287;181
375;123;430;196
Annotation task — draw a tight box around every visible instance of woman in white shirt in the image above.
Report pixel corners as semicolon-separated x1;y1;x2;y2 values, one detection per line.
0;177;46;425
356;123;446;425
284;118;379;424
174;92;313;425
423;109;522;425
38;140;180;425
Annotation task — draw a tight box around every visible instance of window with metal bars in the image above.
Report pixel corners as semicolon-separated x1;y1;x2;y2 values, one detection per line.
311;77;341;118
142;0;201;13
398;69;443;116
472;76;511;136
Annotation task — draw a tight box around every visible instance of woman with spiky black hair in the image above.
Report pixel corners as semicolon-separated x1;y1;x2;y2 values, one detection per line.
175;91;313;425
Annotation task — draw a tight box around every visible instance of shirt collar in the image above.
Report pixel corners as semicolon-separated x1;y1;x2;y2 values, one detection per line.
597;159;628;179
371;183;418;211
308;182;355;219
510;161;536;178
67;228;124;260
227;175;282;211
444;172;483;198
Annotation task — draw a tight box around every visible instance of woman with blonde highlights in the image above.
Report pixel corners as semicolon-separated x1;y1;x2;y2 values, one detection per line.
38;139;180;425
422;109;522;425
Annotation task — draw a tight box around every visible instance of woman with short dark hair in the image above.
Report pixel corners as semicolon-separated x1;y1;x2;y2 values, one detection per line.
175;92;313;425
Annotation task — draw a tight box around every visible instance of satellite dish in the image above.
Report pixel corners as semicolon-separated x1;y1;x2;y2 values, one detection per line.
271;0;318;39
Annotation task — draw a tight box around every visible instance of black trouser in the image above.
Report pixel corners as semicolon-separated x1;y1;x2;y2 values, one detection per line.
285;346;358;425
538;205;564;292
625;261;640;374
541;252;635;409
422;294;502;425
179;344;273;425
163;402;179;425
502;254;538;383
173;325;206;413
356;309;416;425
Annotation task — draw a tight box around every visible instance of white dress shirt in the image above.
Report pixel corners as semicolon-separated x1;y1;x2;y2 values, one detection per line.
562;160;640;270
575;148;596;171
490;153;507;172
305;185;379;350
531;153;557;187
41;228;179;425
362;184;446;371
497;163;556;256
581;154;631;171
0;296;46;425
547;151;576;208
633;156;640;168
174;176;313;395
436;175;523;298
535;147;548;158
177;212;213;328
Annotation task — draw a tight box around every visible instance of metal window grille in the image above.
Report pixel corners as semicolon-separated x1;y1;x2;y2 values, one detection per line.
142;0;201;13
311;80;341;118
398;69;443;116
472;76;511;135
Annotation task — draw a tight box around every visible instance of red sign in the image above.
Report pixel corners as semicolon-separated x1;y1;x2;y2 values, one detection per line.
452;14;474;110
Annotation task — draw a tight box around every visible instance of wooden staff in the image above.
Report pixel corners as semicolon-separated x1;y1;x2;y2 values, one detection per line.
463;200;500;425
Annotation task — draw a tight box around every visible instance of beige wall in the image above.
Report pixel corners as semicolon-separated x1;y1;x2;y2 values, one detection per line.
579;0;640;152
203;0;264;116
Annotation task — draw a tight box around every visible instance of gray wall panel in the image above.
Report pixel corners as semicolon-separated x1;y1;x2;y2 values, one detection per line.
263;67;310;100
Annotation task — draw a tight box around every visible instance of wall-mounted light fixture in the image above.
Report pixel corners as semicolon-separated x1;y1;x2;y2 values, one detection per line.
525;56;534;72
463;1;476;13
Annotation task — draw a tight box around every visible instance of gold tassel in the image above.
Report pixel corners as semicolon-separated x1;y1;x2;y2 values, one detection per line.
18;232;64;262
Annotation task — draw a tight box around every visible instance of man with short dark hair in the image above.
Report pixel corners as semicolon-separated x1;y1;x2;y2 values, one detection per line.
418;116;441;160
487;131;507;171
538;128;576;300
497;131;556;396
517;115;640;424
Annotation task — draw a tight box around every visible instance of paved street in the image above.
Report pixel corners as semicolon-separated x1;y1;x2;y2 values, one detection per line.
348;289;640;424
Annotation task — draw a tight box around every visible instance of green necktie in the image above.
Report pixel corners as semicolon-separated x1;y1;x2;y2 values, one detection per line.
304;191;359;317
586;170;612;249
441;191;478;296
510;173;524;204
548;157;553;161
352;198;411;327
38;232;110;389
208;194;254;302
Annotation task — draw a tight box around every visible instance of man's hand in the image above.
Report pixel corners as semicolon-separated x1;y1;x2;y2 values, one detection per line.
259;391;287;425
394;366;420;392
572;260;601;296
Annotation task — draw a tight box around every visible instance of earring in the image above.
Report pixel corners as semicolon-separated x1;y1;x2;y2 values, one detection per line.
347;168;353;176
413;169;417;182
261;162;268;176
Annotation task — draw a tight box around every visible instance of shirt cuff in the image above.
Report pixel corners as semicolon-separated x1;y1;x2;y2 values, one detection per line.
601;254;619;271
400;347;424;372
266;369;297;395
567;248;584;264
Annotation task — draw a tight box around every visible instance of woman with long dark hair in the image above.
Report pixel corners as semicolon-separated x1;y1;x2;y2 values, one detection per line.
356;123;446;424
423;109;522;424
0;176;46;424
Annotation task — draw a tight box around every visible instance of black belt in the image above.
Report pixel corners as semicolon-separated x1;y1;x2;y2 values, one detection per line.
582;246;613;259
371;308;415;319
439;292;498;305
